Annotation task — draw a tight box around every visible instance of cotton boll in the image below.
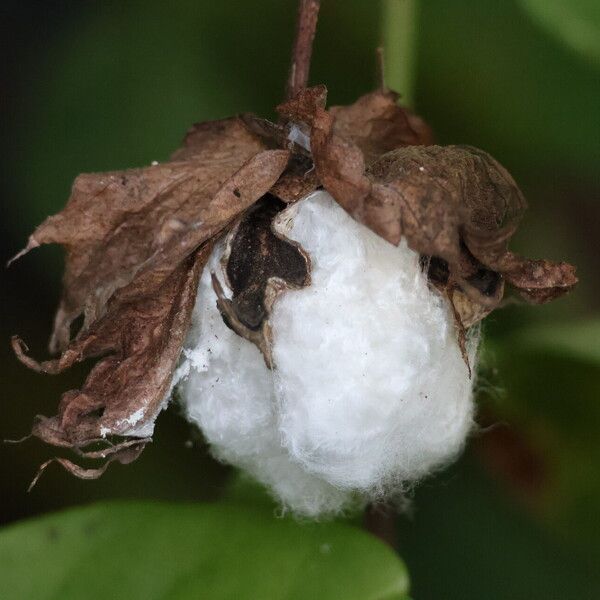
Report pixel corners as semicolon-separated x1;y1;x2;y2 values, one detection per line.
178;190;476;517
270;191;475;492
178;242;354;517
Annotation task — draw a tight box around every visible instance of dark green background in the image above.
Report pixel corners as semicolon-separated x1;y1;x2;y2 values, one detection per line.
1;1;599;598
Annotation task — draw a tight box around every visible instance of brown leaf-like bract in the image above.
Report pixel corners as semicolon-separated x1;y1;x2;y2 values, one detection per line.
13;117;290;479
13;82;576;482
278;86;577;320
13;246;208;451
329;89;434;164
15;118;287;354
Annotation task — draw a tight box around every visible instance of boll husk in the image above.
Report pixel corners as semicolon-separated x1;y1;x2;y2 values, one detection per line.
12;83;575;491
177;191;476;517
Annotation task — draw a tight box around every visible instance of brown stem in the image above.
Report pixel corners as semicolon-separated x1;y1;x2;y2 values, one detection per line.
375;46;387;92
286;0;321;100
363;503;398;550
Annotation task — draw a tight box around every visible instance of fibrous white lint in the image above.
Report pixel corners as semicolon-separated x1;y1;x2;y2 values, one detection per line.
178;191;477;517
287;123;311;152
177;241;353;517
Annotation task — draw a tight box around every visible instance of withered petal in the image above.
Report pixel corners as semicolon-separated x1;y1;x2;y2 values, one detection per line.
14;123;283;355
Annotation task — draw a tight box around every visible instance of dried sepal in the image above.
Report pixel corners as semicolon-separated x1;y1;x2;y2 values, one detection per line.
27;442;146;492
11;113;291;478
278;86;577;325
14;245;210;456
329;89;434;164
13;121;287;354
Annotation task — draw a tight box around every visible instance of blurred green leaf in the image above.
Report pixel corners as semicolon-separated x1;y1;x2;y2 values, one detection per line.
506;318;600;364
417;0;599;181
0;501;410;600
397;459;600;600
482;319;600;548
519;0;600;65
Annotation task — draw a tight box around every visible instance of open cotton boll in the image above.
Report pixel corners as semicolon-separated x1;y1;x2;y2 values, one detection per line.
178;190;476;517
270;192;476;492
178;243;355;517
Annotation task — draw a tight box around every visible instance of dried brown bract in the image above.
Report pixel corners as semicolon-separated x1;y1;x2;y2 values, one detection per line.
329;89;434;164
11;118;290;481
11;80;576;483
279;86;577;325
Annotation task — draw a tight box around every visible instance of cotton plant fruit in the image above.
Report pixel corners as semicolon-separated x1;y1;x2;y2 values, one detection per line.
11;10;576;510
177;191;477;516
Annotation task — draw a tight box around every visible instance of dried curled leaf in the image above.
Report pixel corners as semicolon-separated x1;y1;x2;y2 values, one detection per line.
14;118;287;354
12;117;290;478
13;246;209;451
278;86;577;324
27;443;146;492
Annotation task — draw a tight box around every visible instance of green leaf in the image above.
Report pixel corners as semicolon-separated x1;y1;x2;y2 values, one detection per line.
0;501;409;600
506;318;600;364
417;0;599;181
397;459;600;600
519;0;600;65
480;319;600;548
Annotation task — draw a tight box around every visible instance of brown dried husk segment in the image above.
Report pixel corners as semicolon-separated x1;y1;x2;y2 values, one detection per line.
277;86;577;321
12;117;290;481
212;195;311;368
12;82;576;483
13;247;209;448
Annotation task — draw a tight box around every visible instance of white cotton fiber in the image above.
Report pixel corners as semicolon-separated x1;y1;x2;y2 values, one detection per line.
270;192;475;492
178;243;355;517
178;190;476;517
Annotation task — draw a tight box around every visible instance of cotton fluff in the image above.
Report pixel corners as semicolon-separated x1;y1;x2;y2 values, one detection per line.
177;241;354;517
178;190;476;517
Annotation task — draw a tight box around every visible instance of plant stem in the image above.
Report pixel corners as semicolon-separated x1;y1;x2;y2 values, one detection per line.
286;0;321;100
363;503;398;550
381;0;418;105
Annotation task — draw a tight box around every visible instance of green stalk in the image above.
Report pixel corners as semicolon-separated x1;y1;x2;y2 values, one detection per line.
381;0;418;106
